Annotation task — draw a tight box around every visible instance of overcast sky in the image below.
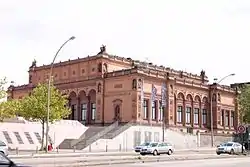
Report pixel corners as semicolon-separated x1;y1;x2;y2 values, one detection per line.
0;0;249;87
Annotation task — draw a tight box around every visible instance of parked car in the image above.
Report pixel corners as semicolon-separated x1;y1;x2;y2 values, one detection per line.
134;142;151;152
0;141;8;156
216;142;245;155
140;142;174;156
0;151;31;166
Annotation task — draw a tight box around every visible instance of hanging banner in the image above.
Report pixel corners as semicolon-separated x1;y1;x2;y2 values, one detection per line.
161;83;167;107
151;84;157;105
140;79;144;118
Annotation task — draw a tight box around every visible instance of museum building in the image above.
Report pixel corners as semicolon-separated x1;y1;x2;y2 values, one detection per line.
7;46;238;133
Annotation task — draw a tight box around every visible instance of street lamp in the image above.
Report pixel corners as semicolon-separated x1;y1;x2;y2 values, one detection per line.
45;36;75;153
210;73;235;147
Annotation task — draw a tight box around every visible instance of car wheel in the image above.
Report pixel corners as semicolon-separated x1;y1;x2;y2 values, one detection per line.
153;150;158;156
230;149;235;155
167;149;173;155
216;152;220;155
140;153;145;156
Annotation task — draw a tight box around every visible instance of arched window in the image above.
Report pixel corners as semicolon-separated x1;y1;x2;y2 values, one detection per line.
98;83;101;93
218;93;221;102
132;79;137;89
103;63;108;73
212;93;216;101
98;63;102;72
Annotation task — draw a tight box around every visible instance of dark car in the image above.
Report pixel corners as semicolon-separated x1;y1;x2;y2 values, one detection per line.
0;152;31;167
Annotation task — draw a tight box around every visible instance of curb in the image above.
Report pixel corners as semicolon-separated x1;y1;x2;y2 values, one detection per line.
9;152;137;159
40;155;249;167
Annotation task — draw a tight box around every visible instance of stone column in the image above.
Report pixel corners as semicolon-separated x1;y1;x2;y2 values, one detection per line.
67;98;71;120
156;100;159;123
77;97;81;122
87;96;91;124
191;103;194;126
148;99;152;124
229;110;231;130
223;110;226;129
182;101;186;126
199;105;202;127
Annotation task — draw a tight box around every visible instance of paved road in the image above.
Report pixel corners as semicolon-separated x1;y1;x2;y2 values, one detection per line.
100;157;250;167
12;153;218;167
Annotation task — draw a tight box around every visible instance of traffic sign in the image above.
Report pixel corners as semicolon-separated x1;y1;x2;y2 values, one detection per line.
237;125;246;134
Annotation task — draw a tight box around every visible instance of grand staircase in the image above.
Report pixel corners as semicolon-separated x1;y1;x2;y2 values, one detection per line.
101;122;133;139
72;121;118;150
59;121;134;150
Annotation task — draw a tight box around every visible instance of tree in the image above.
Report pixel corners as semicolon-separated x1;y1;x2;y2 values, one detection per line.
0;77;7;99
0;99;21;121
238;84;250;123
19;83;71;150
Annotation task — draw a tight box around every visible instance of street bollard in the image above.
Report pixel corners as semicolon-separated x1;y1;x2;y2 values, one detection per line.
105;145;108;152
36;146;38;154
73;146;76;153
119;144;121;152
89;145;91;152
15;147;19;155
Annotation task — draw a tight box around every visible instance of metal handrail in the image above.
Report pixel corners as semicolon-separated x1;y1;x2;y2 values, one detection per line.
72;121;118;147
85;121;118;146
102;120;134;139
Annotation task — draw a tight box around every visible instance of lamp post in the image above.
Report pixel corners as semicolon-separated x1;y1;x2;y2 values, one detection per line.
210;73;235;147
45;36;75;153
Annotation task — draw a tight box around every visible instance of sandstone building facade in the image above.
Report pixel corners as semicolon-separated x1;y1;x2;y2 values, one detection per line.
7;46;238;134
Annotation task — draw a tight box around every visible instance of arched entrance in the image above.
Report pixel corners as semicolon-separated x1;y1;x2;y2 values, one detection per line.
113;99;122;122
114;105;121;121
79;90;87;123
68;91;77;120
88;89;96;124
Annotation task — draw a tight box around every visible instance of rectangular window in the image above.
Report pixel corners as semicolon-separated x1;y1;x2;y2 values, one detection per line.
221;110;224;126
202;109;207;125
144;131;152;142
143;99;148;119
194;108;199;125
151;101;157;120
91;103;96;120
158;101;163;121
154;132;160;142
177;106;182;123
134;131;141;147
186;107;191;124
81;103;87;121
225;110;229;126
230;111;234;127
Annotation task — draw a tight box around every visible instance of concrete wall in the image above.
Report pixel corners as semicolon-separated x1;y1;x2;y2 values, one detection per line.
0;120;87;150
83;125;199;152
0;118;234;151
200;133;233;147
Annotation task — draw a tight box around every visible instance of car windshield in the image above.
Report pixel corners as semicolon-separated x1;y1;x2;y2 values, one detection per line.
220;143;227;146
226;143;233;146
140;142;150;146
0;141;6;147
149;143;158;147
